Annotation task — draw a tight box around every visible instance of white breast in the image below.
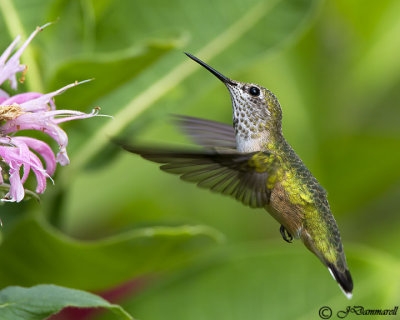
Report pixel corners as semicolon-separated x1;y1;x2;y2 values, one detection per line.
236;134;269;153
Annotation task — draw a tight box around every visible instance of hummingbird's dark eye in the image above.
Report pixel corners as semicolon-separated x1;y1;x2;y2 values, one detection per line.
249;86;260;96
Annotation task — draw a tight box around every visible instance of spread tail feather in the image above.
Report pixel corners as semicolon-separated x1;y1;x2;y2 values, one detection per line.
327;263;353;299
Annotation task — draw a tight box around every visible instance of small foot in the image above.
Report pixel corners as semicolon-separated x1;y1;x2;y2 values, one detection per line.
280;225;293;243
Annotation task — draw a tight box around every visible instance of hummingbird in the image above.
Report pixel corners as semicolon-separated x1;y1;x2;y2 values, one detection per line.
116;53;353;298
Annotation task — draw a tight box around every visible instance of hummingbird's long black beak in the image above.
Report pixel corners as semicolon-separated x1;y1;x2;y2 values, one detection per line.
185;52;237;86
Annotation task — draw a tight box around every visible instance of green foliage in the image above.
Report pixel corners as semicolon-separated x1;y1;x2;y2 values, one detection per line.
1;0;400;319
0;217;222;290
104;244;399;320
0;284;133;320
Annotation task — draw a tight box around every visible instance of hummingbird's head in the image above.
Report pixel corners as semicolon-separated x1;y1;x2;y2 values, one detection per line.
185;53;283;151
224;80;282;137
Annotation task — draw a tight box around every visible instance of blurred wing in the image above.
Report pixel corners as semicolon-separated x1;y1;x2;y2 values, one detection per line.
118;143;280;208
173;115;236;150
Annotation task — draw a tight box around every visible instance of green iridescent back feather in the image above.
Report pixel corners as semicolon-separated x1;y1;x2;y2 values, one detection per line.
274;137;346;270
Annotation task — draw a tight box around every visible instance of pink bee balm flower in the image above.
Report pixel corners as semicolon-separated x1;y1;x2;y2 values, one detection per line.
0;136;51;202
0;25;107;203
0;23;51;90
1;81;100;166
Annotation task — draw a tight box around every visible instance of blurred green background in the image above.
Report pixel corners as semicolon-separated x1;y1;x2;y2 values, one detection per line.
1;0;400;319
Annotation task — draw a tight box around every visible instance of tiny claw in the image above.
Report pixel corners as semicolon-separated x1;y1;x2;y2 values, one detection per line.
280;225;293;243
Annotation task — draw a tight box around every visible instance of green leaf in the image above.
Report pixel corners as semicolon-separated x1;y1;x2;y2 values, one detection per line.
47;41;179;109
102;243;400;320
0;284;133;320
0;217;223;290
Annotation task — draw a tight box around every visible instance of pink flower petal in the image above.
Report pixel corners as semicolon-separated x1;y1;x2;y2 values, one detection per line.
51;108;100;124
2;92;43;105
15;141;31;184
0;36;20;66
13;136;56;175
0;89;9;103
4;164;25;202
0;23;51;89
0;140;31;184
0;138;51;201
27;151;47;193
0;37;22;89
20;80;92;112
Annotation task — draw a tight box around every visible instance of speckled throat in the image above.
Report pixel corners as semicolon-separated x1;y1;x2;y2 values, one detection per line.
227;83;283;153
